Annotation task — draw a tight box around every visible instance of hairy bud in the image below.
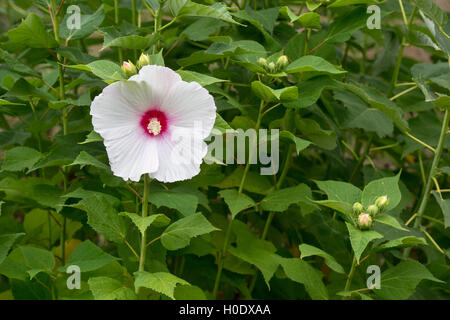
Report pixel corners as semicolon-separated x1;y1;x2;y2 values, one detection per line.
353;202;363;215
375;195;389;211
276;55;289;70
367;204;379;216
137;53;151;69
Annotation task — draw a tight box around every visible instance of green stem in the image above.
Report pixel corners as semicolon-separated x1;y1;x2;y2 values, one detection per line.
153;1;163;54
114;0;123;62
388;41;404;97
138;175;150;272
212;100;265;298
343;255;357;298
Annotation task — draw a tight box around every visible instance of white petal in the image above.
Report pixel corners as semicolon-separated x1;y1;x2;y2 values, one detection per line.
161;80;216;139
129;65;182;107
104;132;159;182
149;127;207;183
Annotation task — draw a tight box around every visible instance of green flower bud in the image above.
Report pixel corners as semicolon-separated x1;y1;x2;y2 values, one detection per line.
367;204;379;216
375;195;389;211
257;57;268;68
137;53;151;69
121;61;137;77
276;55;289;70
268;62;276;73
358;213;372;229
353;202;363;215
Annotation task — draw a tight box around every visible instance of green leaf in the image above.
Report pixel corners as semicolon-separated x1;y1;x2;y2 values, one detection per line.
279;130;311;154
346;222;383;263
261;184;314;212
149;190;198;216
60;5;105;41
314;199;354;217
315;180;362;204
279;257;328;300
68;151;109;170
88;277;137;300
0;233;24;265
8;13;57;48
68;60;126;81
251;81;298;102
80;195;127;243
134;271;189;300
100;26;155;50
280;7;321;29
64;240;118;272
120;212;170;235
181;17;227;41
361;173;402;211
295;116;337;150
170;1;242;25
299;244;345;274
376;236;427;251
413;0;448;27
286;55;346;75
13;246;55;279
177;70;227;86
219;189;256;219
161;213;218;250
376;260;443;300
432;191;450;228
1;147;41;172
79;131;103;144
328;0;383;7
374;214;408;231
174;285;206;300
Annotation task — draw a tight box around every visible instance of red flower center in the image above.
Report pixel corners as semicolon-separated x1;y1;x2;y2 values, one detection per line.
140;109;168;137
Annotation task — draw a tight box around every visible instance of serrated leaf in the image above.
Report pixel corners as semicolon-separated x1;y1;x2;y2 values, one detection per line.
279;130;311;154
120;212;170;235
60;5;105;41
376;236;427;251
177;70;227;86
88;277;137;300
68;60;126;81
374;214;408;231
0;233;24;265
149;190;198;217
161;213;217;250
1;147;41;172
432;191;450;228
68;151;109;170
251;81;298;102
134;271;189;300
8;13;57;48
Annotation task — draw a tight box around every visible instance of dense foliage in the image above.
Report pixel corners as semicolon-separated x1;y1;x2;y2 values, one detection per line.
0;0;449;300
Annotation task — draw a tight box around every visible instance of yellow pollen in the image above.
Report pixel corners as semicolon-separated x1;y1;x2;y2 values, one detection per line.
147;118;162;135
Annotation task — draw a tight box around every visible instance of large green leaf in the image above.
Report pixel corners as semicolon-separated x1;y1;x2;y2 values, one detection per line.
64;240;118;272
121;212;170;235
376;260;443;300
361;173;402;211
149;190;198;217
286;55;346;75
60;5;105;41
432;192;450;228
8;13;57;48
0;233;24;265
251;81;298;102
79;195;127;244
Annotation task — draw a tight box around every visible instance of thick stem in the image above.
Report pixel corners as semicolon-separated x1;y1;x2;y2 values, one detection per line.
138;175;150;272
213;100;265;298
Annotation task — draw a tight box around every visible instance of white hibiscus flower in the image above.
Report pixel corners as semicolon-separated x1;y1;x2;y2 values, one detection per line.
90;65;216;183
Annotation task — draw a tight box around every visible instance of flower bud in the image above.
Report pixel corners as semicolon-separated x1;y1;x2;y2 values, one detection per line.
258;57;268;67
367;204;379;216
268;62;276;73
276;55;289;70
358;213;372;229
137;53;151;69
375;195;389;211
353;202;363;215
121;61;137;77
